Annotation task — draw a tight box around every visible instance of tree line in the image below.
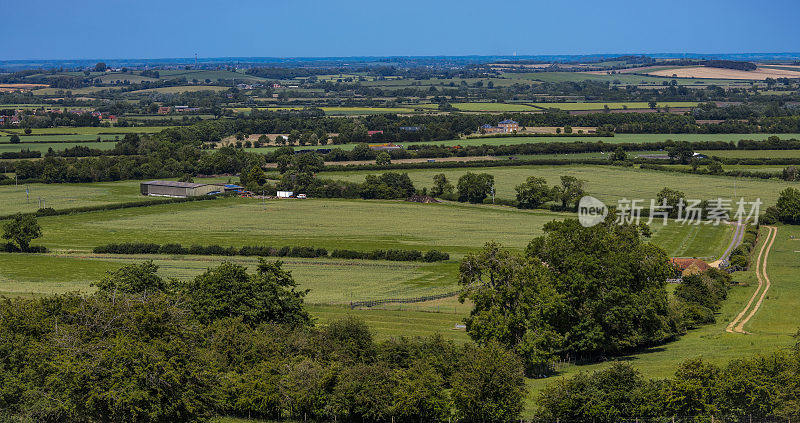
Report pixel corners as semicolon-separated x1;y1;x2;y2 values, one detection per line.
0;260;526;422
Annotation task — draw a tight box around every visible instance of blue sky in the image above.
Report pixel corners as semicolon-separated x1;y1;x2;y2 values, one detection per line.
2;0;799;60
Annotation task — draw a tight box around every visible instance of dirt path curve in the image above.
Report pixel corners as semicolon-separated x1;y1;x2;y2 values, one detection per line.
710;221;745;268
726;226;777;334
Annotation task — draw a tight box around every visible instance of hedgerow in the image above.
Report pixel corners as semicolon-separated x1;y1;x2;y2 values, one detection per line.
92;242;449;262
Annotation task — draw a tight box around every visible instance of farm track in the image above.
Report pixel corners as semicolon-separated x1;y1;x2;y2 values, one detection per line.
726;226;777;334
717;221;746;263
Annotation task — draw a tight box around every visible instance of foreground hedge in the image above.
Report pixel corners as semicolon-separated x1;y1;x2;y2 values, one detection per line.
93;242;450;262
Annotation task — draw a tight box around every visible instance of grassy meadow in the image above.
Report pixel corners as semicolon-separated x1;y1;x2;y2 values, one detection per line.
321;164;794;206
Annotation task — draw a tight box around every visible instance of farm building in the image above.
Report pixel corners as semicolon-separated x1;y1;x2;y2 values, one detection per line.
369;143;403;151
671;258;712;276
140;181;220;198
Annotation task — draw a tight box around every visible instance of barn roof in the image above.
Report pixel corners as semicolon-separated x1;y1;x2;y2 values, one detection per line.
671;258;712;272
141;180;209;188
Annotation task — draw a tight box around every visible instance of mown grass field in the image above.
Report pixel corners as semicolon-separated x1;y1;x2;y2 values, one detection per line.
0;177;232;215
699;149;800;158
321;164;793;206
0;180;160;214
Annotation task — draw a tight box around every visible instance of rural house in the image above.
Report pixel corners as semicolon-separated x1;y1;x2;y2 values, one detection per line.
497;119;519;133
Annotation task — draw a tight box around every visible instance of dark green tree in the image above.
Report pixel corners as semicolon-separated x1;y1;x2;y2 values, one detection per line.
775;187;800;224
375;152;391;166
180;259;311;326
515;176;552;209
431;173;454;197
2;213;41;252
451;342;527;423
457;172;494;203
93;261;168;295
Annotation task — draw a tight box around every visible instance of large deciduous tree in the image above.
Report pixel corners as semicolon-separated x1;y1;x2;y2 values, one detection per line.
515;176;552;209
2;213;42;252
460;218;678;373
457;172;494;203
180;259;311;326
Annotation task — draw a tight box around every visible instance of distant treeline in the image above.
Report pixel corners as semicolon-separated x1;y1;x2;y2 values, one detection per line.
92;242;450;262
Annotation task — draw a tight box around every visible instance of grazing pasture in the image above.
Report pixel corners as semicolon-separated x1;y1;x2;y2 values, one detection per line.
322;164;793;205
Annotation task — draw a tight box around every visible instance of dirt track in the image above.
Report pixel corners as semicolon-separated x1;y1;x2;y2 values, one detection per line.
726;226;777;334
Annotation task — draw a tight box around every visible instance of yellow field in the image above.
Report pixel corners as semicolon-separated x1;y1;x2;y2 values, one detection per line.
648;66;800;80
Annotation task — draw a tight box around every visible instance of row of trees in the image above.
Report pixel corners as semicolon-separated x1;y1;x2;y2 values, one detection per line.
536;354;800;422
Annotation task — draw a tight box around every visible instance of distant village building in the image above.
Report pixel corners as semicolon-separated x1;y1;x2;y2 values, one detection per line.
158;106;172;114
479;119;519;134
399;126;421;132
497;119;519;132
367;130;383;136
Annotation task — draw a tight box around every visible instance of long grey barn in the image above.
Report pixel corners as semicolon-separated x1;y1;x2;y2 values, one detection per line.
140;181;220;197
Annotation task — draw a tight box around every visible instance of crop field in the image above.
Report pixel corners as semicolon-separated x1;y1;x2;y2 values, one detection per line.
648;66;800;80
322;164;793;206
503;71;745;86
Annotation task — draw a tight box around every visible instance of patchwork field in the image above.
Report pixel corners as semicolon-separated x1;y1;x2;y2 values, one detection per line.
0;195;730;299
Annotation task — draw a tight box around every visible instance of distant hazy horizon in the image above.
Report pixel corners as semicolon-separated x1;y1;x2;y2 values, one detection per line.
2;0;798;61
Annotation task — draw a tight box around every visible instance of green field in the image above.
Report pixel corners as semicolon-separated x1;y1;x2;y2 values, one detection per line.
699;149;800;159
528;101;698;110
2;126;170;136
321;164;794;206
125;85;230;95
0;140;117;154
0;180;160;214
0;195;730;296
244;133;800;154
